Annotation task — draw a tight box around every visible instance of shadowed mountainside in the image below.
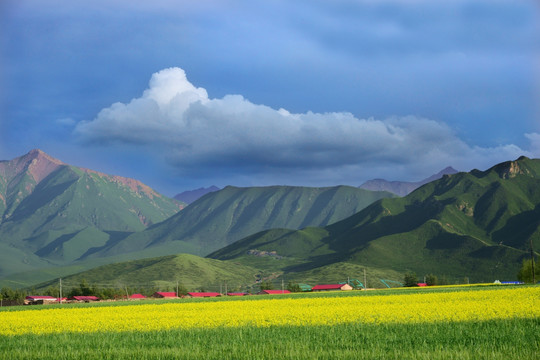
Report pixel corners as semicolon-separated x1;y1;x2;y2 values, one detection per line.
80;185;396;260
209;157;539;283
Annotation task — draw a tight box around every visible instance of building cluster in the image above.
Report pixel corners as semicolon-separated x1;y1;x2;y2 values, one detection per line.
24;283;356;304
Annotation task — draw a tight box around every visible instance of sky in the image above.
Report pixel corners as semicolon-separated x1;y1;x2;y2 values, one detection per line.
1;0;539;196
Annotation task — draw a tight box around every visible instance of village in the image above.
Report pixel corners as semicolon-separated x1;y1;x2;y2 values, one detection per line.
22;283;360;305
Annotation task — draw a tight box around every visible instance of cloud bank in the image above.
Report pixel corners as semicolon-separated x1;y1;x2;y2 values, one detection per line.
75;67;535;184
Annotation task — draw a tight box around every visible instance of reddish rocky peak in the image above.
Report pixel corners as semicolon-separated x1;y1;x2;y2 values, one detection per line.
0;149;65;184
25;149;64;164
0;149;182;208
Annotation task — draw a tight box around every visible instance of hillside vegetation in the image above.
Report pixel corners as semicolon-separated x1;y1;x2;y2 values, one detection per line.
36;253;259;293
209;157;540;283
0;150;183;278
82;185;395;259
3;151;538;289
0;151;395;288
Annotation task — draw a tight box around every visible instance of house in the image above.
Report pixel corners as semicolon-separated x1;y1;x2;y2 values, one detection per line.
186;292;221;298
258;289;291;295
311;284;353;292
152;292;177;298
25;296;58;305
129;293;146;299
69;296;99;302
298;284;313;292
226;292;248;296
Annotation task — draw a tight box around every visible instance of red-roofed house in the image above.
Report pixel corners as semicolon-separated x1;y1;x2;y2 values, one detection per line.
186;292;221;298
258;289;291;295
227;292;248;296
69;296;99;302
129;293;146;299
152;292;177;298
311;284;353;292
25;296;58;305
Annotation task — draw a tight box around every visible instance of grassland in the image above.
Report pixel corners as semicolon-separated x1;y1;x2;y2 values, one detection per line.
1;320;537;360
1;285;538;359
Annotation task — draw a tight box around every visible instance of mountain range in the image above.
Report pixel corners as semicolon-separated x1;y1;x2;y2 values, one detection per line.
75;184;396;261
0;150;395;287
210;156;539;283
359;166;458;196
1;150;538;289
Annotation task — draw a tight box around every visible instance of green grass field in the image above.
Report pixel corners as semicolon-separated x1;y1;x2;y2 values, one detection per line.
1;319;537;359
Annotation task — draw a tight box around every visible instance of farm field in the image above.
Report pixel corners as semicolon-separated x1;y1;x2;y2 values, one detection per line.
0;285;538;359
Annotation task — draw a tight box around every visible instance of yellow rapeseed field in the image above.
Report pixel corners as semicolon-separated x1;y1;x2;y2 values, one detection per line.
1;287;538;336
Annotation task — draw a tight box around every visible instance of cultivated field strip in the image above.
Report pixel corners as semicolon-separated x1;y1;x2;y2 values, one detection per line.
1;286;538;336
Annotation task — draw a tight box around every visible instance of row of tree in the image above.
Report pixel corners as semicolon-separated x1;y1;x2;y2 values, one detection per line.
0;280;188;304
402;259;539;287
517;259;539;283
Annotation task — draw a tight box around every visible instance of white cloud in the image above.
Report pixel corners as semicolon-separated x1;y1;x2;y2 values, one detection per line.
525;133;540;157
75;67;532;181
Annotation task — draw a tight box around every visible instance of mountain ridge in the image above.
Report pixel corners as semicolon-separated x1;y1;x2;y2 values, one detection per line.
359;166;458;196
209;157;539;283
174;186;220;204
60;184;397;261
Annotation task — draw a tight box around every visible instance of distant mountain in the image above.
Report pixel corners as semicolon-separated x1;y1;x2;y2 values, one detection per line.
209;157;539;283
360;166;458;196
82;185;396;260
174;186;220;204
0;149;183;278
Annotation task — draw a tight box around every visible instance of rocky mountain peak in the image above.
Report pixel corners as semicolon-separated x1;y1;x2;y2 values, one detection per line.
495;159;530;179
0;149;65;184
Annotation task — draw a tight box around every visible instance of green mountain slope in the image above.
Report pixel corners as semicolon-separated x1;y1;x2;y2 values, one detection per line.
86;185;395;259
209;157;540;283
0;150;183;277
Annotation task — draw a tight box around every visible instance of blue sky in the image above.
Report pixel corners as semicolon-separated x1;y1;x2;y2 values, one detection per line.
1;0;539;195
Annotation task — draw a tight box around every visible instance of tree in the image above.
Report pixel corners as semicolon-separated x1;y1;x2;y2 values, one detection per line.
260;280;273;290
44;286;59;297
403;272;419;287
517;259;539;283
67;279;97;297
438;275;450;285
0;286;26;304
425;274;438;286
286;282;301;292
176;283;188;297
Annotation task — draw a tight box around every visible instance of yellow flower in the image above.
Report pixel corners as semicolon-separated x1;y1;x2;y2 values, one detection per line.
0;287;537;336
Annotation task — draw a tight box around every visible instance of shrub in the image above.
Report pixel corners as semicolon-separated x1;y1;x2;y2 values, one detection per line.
517;259;539;283
425;274;438;286
404;272;419;287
